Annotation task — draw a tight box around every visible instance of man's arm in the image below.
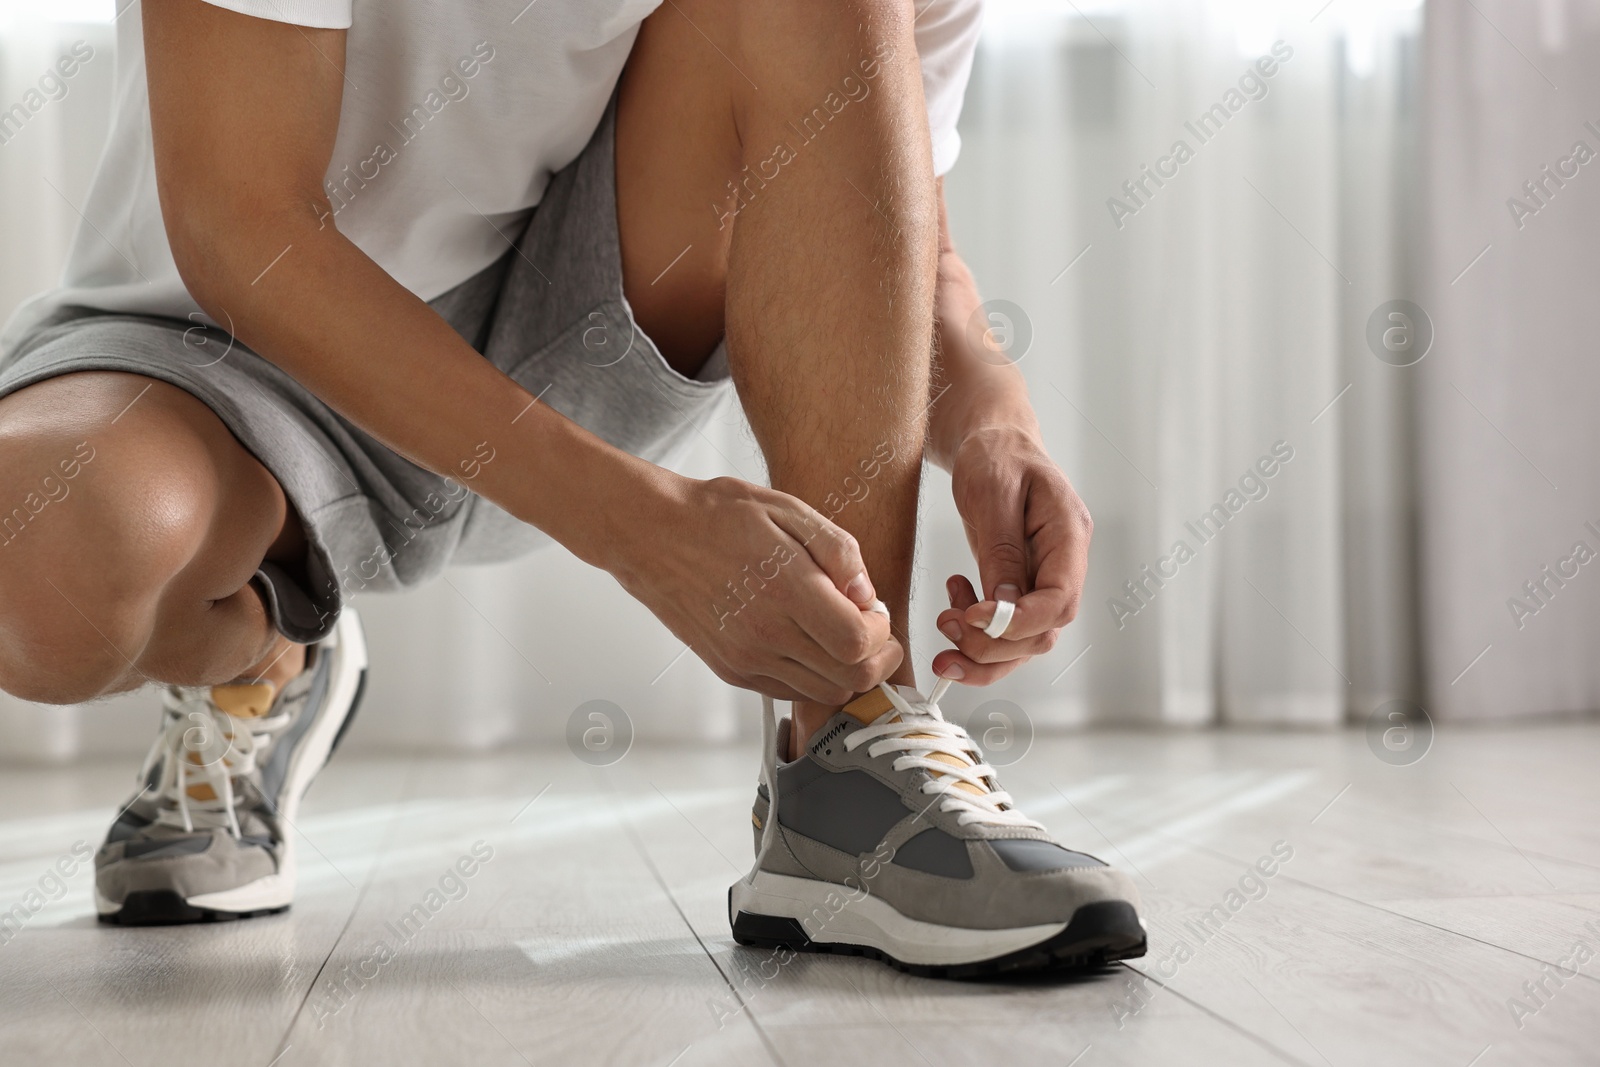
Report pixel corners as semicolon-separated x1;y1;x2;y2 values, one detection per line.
924;187;1041;474
924;181;1093;684
141;0;897;701
143;4;626;560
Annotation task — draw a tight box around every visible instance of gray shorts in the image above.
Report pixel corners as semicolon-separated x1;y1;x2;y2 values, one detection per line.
0;101;731;644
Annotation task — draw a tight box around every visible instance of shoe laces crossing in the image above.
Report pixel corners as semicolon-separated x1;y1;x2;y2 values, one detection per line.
850;681;1044;830
746;664;1043;887
140;688;291;838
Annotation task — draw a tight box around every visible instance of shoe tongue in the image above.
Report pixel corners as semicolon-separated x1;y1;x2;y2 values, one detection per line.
842;688;987;798
210;682;279;718
842;688;896;722
180;682;278;801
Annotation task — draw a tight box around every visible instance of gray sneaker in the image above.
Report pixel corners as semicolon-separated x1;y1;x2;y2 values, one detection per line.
730;683;1146;977
95;609;367;925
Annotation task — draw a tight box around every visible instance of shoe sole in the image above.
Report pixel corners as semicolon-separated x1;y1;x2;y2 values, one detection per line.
97;612;369;927
95;888;288;926
729;872;1146;979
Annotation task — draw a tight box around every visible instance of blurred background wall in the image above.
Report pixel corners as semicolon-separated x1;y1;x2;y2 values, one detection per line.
0;0;1595;763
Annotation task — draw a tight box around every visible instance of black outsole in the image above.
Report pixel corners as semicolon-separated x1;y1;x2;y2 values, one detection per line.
730;895;1146;980
98;890;289;927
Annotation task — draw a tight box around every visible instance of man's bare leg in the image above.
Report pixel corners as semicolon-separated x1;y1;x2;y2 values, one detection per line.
619;0;937;754
0;372;305;703
618;9;1151;971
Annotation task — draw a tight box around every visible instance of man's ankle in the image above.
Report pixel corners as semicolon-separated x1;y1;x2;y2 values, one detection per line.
788;685;906;760
790;702;836;761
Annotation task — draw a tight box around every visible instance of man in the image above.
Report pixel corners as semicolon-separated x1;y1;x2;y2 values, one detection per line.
0;0;1144;976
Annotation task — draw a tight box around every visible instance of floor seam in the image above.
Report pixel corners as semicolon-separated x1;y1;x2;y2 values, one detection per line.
1116;961;1316;1067
605;779;791;1067
265;756;422;1065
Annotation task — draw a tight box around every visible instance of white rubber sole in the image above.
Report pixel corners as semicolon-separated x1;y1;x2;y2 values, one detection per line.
729;869;1068;967
97;610;367;919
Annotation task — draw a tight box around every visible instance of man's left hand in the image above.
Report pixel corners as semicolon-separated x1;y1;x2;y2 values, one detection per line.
935;426;1092;684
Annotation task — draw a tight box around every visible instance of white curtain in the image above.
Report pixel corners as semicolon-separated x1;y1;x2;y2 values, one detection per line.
1417;0;1600;719
9;0;1567;763
938;0;1424;729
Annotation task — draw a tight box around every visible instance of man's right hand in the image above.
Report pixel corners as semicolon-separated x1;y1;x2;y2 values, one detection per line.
606;474;903;705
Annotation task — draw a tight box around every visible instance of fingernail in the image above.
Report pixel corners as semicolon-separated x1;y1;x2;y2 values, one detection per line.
939;621;962;643
995;583;1021;602
845;572;873;603
940;662;966;680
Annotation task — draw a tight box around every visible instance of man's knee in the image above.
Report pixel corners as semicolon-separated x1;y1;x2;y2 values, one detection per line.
0;374;220;703
620;0;932;352
636;0;919;124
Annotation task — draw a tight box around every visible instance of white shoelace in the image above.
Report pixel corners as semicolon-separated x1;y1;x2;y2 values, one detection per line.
139;690;291;838
747;671;1042;885
851;682;1044;830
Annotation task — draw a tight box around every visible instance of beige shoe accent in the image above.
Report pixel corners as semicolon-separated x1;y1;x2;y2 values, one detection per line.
180;682;280;800
842;688;986;798
842;688;895;723
211;682;279;719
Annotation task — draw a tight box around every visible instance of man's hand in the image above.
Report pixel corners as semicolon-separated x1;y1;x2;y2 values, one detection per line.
932;426;1091;685
608;475;904;705
924;177;1092;687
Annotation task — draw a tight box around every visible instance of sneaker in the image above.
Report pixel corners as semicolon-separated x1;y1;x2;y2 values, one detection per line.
730;683;1146;978
95;609;368;925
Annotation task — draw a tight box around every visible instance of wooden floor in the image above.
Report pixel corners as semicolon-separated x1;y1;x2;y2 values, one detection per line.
1;721;1596;1066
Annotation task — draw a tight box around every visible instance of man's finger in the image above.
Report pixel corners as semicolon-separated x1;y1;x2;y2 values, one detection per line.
983;598;1015;638
970;480;1030;613
967;586;1068;641
746;670;837;705
781;566;893;666
964;491;1090;640
937;607;1056;664
754;636;860;704
938;579;1037;683
932;647;1027;686
775;629;904;702
947;574;980;612
775;504;876;606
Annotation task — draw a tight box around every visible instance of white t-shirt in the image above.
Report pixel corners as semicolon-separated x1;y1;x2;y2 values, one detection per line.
3;0;983;350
